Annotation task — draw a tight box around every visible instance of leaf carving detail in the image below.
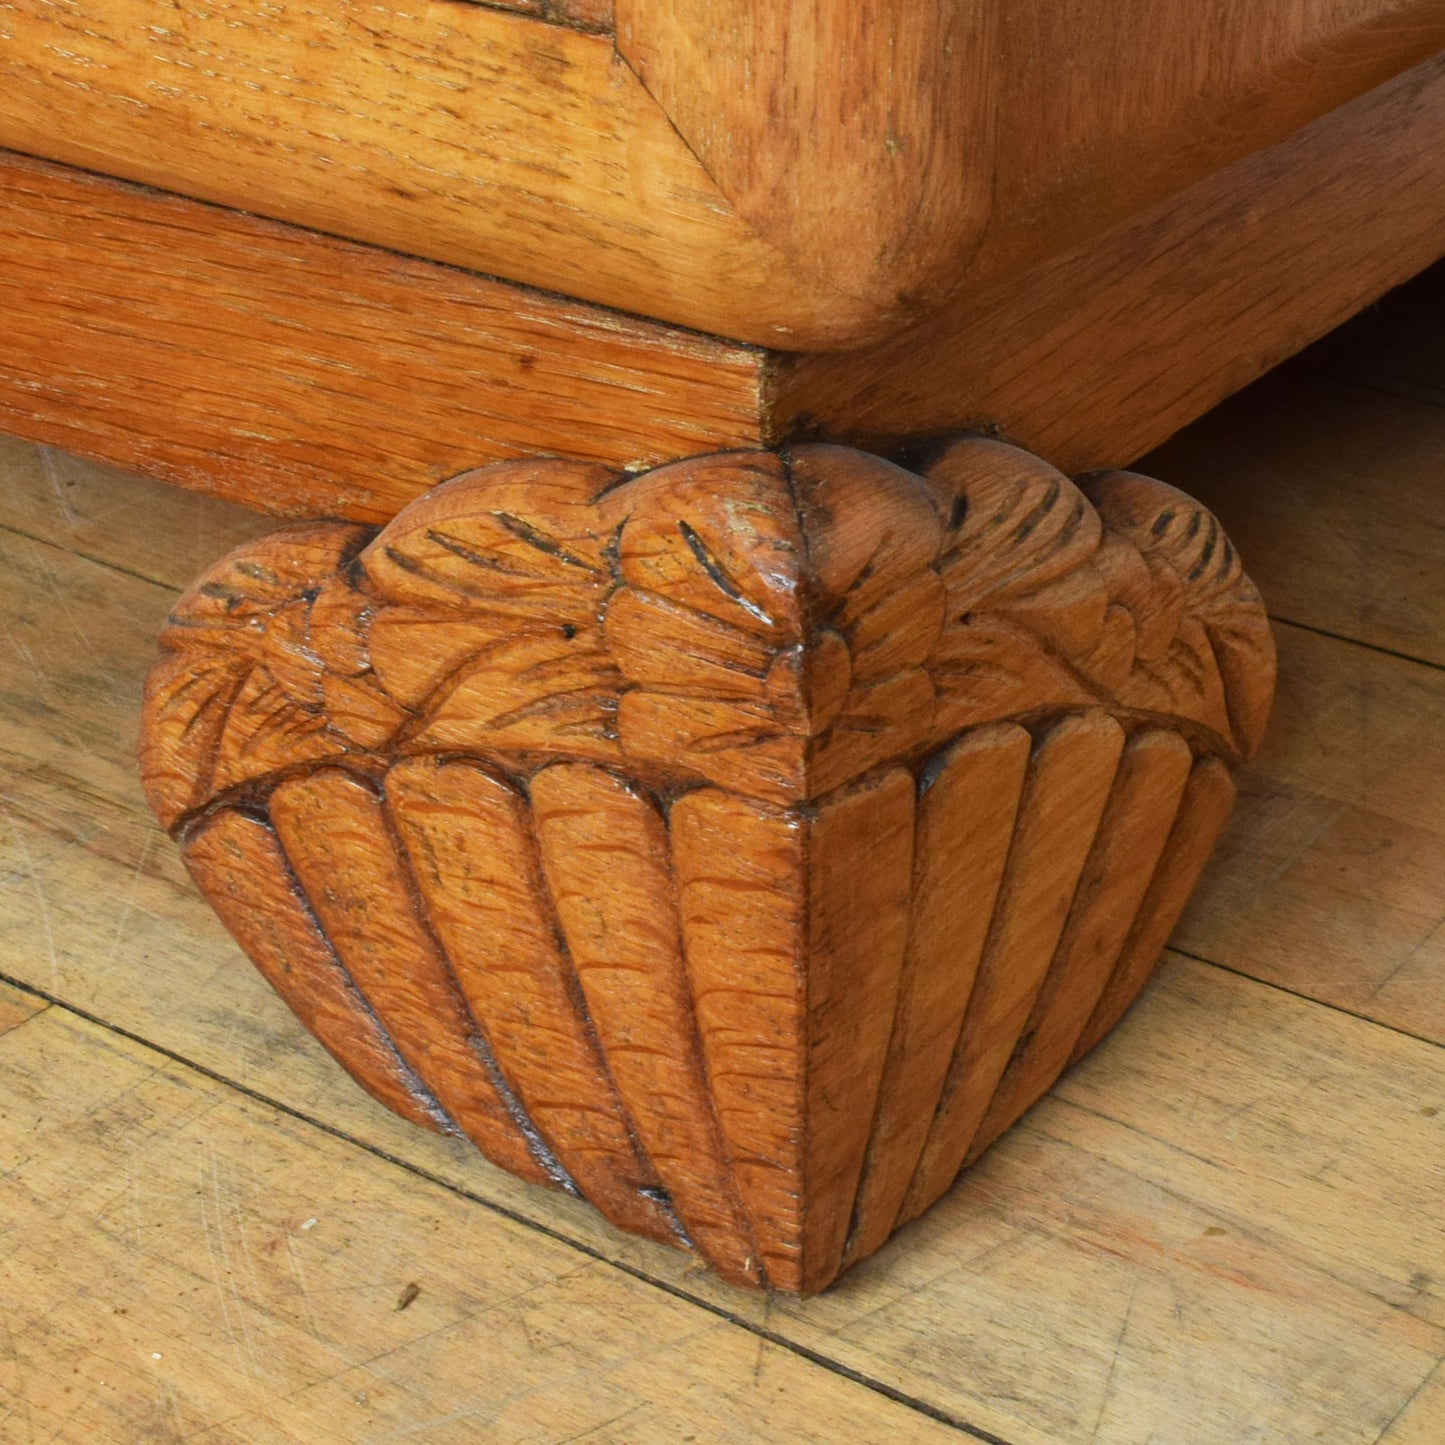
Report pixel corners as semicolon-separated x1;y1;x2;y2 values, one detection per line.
142;441;1275;830
139;437;1278;1294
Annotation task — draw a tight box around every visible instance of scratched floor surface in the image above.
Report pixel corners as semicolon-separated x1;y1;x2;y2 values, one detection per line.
1;265;1442;1445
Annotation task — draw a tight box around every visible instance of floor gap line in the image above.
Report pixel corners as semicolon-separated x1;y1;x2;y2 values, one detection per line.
0;965;1017;1445
1288;361;1445;416
1268;615;1445;673
0;517;189;595
1168;948;1445;1052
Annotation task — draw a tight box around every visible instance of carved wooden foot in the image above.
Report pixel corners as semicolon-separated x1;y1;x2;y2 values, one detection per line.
139;438;1274;1294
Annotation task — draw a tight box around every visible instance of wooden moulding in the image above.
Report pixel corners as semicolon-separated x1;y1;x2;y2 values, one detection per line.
778;54;1445;472
3;55;1445;523
0;149;765;522
0;0;1439;346
0;0;891;348
139;438;1276;1293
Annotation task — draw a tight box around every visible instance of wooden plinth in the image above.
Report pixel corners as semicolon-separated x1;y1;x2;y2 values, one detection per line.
1;56;1443;524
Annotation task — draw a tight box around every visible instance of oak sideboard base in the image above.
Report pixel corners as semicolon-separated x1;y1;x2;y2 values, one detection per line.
2;57;1444;525
138;438;1274;1293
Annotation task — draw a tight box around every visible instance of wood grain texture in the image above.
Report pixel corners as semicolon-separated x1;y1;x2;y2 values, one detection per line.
531;763;762;1286
1133;319;1445;1046
0;434;288;589
543;0;615;33
670;788;808;1290
0;150;765;523
1174;623;1445;1044
183;806;451;1136
777;55;1445;473
0;1003;973;1445
960;0;1445;298
3;0;1437;350
5;341;1442;1436
269;767;560;1189
1072;757;1240;1065
0;980;47;1038
618;0;1442;338
387;756;676;1245
972;729;1195;1156
844;724;1031;1268
615;0;994;320
457;0;545;20
138;440;1273;1292
801;767;916;1295
0;0;882;348
900;711;1126;1220
1143;359;1445;668
7;57;1445;530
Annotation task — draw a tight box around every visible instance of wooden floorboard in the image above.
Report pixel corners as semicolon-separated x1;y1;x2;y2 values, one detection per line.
1290;259;1445;414
1139;274;1445;1045
1;265;1443;1441
0;997;969;1445
1142;364;1445;669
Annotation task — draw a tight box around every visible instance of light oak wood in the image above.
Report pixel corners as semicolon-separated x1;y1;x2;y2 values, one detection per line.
270;767;559;1189
389;756;674;1245
0;432;283;587
669;788;807;1290
552;0;615;31
1176;624;1445;1044
2;379;1443;1436
531;762;764;1286
0;0;868;348
900;711;1127;1218
619;0;1442;330
0;980;46;1037
961;0;1445;297
1380;1362;1445;1445
5;55;1444;529
1144;365;1445;667
461;0;612;24
183;806;450;1135
1071;756;1240;1064
778;56;1445;473
0;993;968;1444
1137;340;1445;1045
11;426;1435;1062
971;728;1195;1154
136;440;1273;1291
3;0;1437;349
615;0;993;316
844;724;1030;1268
801;767;917;1296
0;150;765;522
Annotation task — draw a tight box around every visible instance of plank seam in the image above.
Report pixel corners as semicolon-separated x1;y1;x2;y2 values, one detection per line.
1166;949;1445;1054
0;965;1019;1445
1271;616;1445;674
1291;361;1445;419
0;517;205;593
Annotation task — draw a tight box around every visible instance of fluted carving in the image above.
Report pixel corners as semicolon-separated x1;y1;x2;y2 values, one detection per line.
141;438;1274;1293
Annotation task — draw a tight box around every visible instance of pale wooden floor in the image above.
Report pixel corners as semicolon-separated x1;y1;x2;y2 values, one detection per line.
1;265;1442;1445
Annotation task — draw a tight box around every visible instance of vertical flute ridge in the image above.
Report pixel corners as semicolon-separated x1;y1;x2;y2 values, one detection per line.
530;763;763;1287
386;756;679;1244
269;767;556;1187
182;806;452;1134
845;724;1031;1267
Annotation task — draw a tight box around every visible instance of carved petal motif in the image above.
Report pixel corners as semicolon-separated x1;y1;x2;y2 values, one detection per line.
140;441;1275;1294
